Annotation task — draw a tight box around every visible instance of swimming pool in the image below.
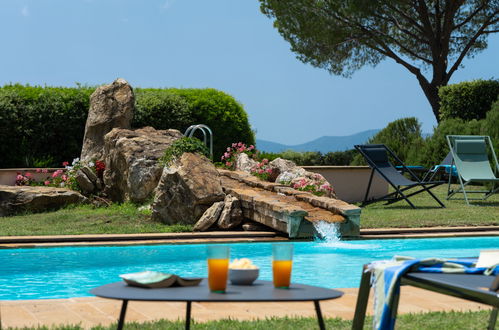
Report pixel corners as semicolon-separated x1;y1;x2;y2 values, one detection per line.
1;236;498;300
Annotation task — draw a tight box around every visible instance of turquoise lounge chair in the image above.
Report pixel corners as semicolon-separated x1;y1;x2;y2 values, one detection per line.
446;135;499;205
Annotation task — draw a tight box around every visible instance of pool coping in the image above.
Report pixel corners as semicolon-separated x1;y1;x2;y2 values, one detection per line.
0;226;498;248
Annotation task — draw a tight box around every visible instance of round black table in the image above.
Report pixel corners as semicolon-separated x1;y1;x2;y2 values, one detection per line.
90;279;343;330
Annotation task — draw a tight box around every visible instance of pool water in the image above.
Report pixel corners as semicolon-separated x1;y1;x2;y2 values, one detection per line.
1;236;498;300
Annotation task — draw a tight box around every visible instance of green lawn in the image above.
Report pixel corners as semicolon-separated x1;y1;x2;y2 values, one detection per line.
0;203;192;236
360;184;499;228
3;310;494;329
0;184;497;236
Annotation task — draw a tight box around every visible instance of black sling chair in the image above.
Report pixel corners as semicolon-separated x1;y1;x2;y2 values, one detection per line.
354;144;445;209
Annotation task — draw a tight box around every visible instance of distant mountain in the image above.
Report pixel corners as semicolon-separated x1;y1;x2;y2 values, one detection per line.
256;129;380;153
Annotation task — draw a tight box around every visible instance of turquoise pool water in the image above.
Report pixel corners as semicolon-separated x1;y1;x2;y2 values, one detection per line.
1;236;498;300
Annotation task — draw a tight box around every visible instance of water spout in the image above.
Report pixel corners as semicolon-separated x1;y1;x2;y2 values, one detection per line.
313;221;341;243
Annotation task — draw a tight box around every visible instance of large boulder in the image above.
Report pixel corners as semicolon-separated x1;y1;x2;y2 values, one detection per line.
81;78;135;162
0;185;86;217
103;127;184;203
152;153;225;225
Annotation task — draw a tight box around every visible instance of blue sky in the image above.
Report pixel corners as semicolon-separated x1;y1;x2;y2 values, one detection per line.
1;0;498;145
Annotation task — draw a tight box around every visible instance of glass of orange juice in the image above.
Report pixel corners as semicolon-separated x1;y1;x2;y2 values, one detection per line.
272;244;293;289
207;245;230;293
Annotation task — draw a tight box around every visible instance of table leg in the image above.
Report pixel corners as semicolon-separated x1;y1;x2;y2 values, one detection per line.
314;300;325;330
117;300;128;330
185;301;192;330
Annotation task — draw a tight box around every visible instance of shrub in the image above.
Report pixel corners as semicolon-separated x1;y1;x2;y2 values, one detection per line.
165;88;255;160
352;117;424;165
160;137;209;165
258;149;356;166
0;84;92;168
133;89;191;132
439;79;499;121
0;85;254;168
482;97;499;157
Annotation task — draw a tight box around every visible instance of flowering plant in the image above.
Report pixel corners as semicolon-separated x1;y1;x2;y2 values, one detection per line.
250;159;276;182
15;163;69;187
220;142;256;170
292;174;334;197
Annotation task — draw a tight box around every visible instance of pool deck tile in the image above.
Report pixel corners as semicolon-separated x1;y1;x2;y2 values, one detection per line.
1;287;491;329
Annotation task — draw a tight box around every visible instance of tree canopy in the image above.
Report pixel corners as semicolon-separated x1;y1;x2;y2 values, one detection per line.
260;0;499;121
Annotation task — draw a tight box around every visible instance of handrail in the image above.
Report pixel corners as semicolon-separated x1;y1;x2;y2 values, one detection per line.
184;124;213;160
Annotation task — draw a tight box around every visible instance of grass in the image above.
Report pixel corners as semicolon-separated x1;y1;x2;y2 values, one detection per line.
0;184;497;236
0;203;192;236
360;184;499;228
3;310;494;329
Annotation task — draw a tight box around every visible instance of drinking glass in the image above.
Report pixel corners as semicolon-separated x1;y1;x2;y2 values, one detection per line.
207;245;230;293
272;244;293;289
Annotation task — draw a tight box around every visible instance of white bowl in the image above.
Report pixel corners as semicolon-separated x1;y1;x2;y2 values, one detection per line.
229;268;259;285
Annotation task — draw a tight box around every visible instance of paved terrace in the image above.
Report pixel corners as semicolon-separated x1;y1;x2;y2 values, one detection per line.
1;287;491;329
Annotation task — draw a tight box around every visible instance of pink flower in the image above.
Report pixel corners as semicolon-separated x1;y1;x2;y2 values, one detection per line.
52;171;59;178
232;143;237;148
44;181;50;186
42;169;48;173
16;174;23;181
266;168;272;174
248;145;255;150
224;152;230;159
62;161;69;167
36;168;41;173
226;161;232;167
62;175;68;181
227;147;232;151
25;172;32;177
237;142;243;147
258;169;264;174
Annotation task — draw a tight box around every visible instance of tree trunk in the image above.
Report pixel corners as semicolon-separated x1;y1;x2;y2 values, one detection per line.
416;77;442;123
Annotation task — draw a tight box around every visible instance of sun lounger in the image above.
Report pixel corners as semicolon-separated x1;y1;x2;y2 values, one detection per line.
446;135;499;205
354;144;445;209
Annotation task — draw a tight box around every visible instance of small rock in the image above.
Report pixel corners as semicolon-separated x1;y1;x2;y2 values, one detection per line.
235;153;258;173
217;195;243;229
75;169;95;194
193;202;224;231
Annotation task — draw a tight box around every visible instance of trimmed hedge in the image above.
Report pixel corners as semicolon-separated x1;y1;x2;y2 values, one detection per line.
0;85;254;168
138;88;255;161
0;84;93;168
439;79;499;121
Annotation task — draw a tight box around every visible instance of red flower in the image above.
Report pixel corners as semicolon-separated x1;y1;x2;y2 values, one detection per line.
62;161;69;167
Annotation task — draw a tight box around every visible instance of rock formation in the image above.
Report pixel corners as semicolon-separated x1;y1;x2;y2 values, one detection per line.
151;152;225;225
81;78;135;162
235;153;258;172
193;201;224;231
217;194;243;229
0;185;86;217
103;127;184;203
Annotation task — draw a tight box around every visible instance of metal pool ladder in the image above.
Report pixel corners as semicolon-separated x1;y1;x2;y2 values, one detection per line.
184;124;213;160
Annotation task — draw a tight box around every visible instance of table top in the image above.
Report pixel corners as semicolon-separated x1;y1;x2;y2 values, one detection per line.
403;273;497;296
90;279;343;302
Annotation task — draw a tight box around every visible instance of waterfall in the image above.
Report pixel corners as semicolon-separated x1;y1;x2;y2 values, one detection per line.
313;221;341;243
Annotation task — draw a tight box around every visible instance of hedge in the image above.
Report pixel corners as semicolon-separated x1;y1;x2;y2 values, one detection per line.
0;84;254;168
439;79;499;121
